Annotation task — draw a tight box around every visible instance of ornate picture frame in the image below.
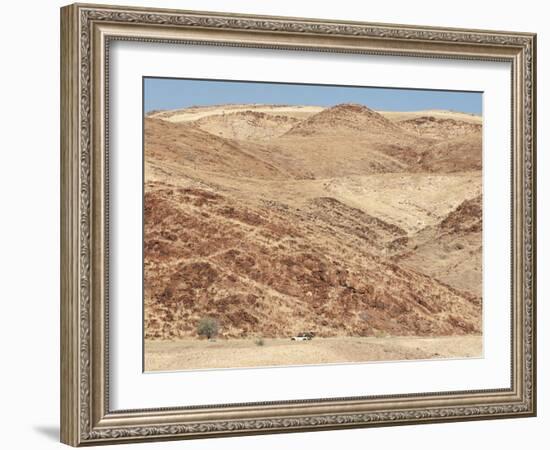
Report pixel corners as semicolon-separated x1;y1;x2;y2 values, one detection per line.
60;3;536;446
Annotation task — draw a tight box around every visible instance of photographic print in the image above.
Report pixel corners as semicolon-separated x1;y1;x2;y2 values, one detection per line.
143;77;483;372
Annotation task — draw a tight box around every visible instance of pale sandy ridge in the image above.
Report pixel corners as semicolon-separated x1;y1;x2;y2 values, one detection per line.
150;104;324;122
380;109;482;124
149;103;482;125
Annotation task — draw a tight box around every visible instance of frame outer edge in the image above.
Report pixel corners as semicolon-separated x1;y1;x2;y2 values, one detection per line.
533;33;537;416
62;2;537;445
61;4;81;447
528;33;536;416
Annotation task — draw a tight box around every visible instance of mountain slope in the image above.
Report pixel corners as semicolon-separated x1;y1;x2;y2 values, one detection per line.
144;103;483;341
144;182;481;339
395;195;482;296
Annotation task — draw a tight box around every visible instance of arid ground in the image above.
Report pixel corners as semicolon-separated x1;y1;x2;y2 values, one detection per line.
145;335;482;371
143;103;482;371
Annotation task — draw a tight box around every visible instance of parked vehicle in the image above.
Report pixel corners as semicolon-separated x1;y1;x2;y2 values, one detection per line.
291;332;315;341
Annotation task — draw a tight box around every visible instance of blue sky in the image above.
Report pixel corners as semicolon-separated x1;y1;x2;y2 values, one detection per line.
144;77;482;115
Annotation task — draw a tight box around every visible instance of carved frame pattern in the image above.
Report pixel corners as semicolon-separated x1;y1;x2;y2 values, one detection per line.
60;3;536;446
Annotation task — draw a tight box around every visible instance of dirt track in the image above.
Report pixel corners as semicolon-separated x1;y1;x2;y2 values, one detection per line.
144;335;482;371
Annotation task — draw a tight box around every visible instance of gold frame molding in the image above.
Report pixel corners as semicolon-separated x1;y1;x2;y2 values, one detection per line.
60;3;537;446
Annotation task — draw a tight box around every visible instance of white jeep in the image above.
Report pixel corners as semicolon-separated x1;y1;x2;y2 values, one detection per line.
291;332;315;341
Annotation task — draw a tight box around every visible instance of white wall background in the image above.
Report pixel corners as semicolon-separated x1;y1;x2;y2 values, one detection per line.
0;0;545;448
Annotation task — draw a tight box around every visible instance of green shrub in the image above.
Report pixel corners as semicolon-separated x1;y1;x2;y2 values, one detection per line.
197;317;219;339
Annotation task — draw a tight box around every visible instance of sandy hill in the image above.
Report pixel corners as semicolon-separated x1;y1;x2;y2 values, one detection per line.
144;102;483;340
398;115;482;140
284;103;402;136
194;110;300;141
144;117;299;180
150;103;481;176
395;195;482;296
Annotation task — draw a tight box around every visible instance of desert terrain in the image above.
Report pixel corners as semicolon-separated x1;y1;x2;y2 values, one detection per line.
143;102;483;370
145;335;482;371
